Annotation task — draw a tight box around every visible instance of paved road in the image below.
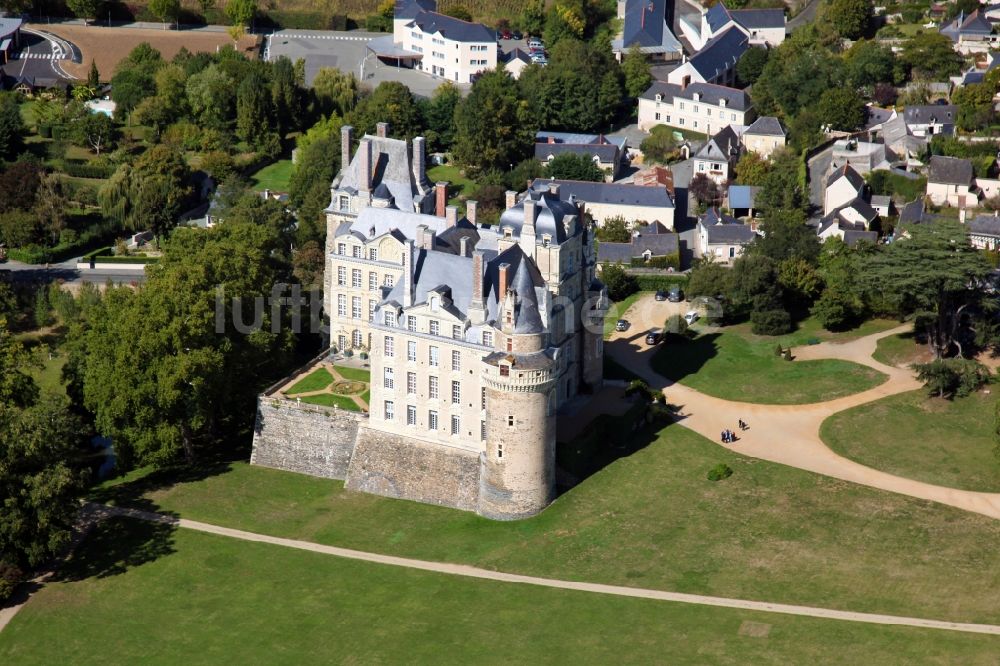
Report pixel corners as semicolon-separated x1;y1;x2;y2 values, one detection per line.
56;502;1000;637
11;28;73;81
1;258;146;285
787;0;821;31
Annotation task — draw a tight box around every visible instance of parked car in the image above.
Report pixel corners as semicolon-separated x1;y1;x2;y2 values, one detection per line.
530;55;548;65
499;29;512;39
654;290;667;301
527;37;543;49
512;30;523;40
684;310;699;325
615;319;629;332
667;286;683;302
645;329;662;345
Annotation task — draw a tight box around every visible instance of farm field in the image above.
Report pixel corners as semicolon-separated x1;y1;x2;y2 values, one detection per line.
38;24;259;79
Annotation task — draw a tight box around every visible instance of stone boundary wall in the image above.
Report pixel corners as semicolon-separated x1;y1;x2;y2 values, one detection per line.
251;397;363;480
345;427;480;512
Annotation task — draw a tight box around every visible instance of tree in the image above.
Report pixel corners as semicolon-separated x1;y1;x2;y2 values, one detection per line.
734;151;770;185
149;0;181;24
226;0;257;28
66;0;102;21
812;238;867;330
824;0;872;39
198;0;216;18
751;30;845;118
0;160;43;213
79;224;295;469
443;4;472;20
730;254;791;335
843;40;899;91
312;68;360;119
520;0;545;36
111;68;157;115
186;64;236;128
686;257;733;300
622;44;652;98
289;129;341;244
753;208;819;265
914;359;992;399
73;112;116;155
601;263;638;302
0;93;22;160
454;68;536;174
542;153;605;181
596;215;631;243
100;145;192;240
899;32;963;81
756;148;807;213
421;82;461;152
87;59;100;88
293;240;325;288
865;220;992;358
34;174;70;246
689;174;722;207
953;82;996;132
639;126;678;164
236;70;275;148
347;81;423;140
270;56;304;136
736;46;769;86
815;88;866;132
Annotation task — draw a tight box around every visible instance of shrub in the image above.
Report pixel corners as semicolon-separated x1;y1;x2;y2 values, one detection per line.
707;463;733;481
664;314;688;337
634;274;688;291
750;308;792;335
914;358;992;399
601;263;639;302
774;343;784;356
0;561;22;602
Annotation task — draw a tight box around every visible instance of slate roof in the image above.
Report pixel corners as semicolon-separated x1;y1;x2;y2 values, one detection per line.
826;164;865;190
700;207;755;244
898;198;926;224
968;214;1000;236
941;9;994;41
728;185;760;209
928;155;974;185
870;194;892;210
530;178;675;208
842;229;879;246
394;0;436;20
639;80;752;112
694;125;743;161
497;188;581;244
407;11;495;42
0;18;22;40
504;48;532;64
744;116;785;137
865;106;895;130
688;27;749;81
535;142;620;163
705;2;734;33
330;132;433;214
729;8;785;29
620;0;681;52
904;104;957;126
597;231;679;263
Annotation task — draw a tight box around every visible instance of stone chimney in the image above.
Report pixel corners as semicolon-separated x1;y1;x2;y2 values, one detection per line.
466;199;478;226
412;136;426;185
547;182;560;197
358;138;372;192
402;239;415;307
376;122;389;138
341;125;354;175
471;250;485;310
498;262;510;298
505;190;517;209
417;225;436;250
547;135;555;144
436;181;448;217
446;205;458;228
459;236;469;256
523;198;536;227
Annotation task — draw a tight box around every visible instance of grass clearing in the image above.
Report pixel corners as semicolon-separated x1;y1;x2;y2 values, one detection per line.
298;393;360;410
821;389;1000;492
250;159;294;192
651;325;888;404
873;330;931;367
3;517;997;664
93;420;1000;624
285;367;334;394
427;164;478;206
333;364;371;382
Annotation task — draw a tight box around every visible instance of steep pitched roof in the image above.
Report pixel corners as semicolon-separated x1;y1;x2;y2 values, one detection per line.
688;26;749;81
903;104;957;126
621;0;675;49
331;133;432;213
968;213;1000;237
407;11;495;42
826;164;865;190
744;116;785;137
705;2;734;33
694;125;742;161
729;8;785;29
530;178;674;208
928;155;974;185
700;207;755;243
535;142;621;163
497;188;580;244
639;80;752;111
394;0;436;20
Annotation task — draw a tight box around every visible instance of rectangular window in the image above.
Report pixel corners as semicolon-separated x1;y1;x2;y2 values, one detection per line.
429;320;439;336
428;410;438;430
679;102;684;110
679;118;685;126
429;346;439;367
731;113;736;121
407;315;417;332
407;372;416;395
369;272;377;290
384;275;394;287
352;269;362;288
481;387;486;410
451;415;460;435
429;376;439;399
483;331;493;347
451;350;461;371
384;400;394;420
352;297;361;320
706;109;711;117
507;415;514;427
452;325;462;340
337;266;346;286
384;336;394;358
337;243;346;255
369;248;378;261
353;330;362;348
500;365;510;377
497;443;503;459
693;105;699;113
368;300;376;322
407;405;416;425
451;380;461;404
337;294;346;317
383;367;394;389
480;420;486;441
694;121;699;128
384;310;396;327
407;341;417;362
352;246;361;258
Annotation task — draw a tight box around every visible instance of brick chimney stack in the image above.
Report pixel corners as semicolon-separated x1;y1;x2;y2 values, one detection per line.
466;200;478;226
498;262;510;298
402;239;415;307
412;136;426;185
505;190;517;209
376;122;389;138
471;250;485;310
358;138;371;192
340;125;354;176
436;181;448;217
446;205;458;228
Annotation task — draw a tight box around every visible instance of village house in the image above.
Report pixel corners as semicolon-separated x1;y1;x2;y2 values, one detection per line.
637;80;753;133
534;132;627;181
596;221;680;267
741;116;786;158
666;27;749;88
695;207;756;261
727;184;760;218
697;1;785;48
693;125;744;185
941;9;998;53
612;0;683;62
387;0;497;83
530;178;676;230
825;164;866;215
967;212;1000;249
903;104;957;137
926;155;976;207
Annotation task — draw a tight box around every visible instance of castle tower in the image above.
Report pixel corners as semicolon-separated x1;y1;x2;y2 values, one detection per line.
477;260;557;520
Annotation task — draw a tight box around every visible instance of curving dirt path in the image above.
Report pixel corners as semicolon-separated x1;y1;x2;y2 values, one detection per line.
608;293;1000;520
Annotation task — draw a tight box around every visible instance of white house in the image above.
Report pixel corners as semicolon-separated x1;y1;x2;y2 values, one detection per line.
829;138;894;176
612;0;683;62
637;80;753;133
926;155;975;207
741;116;786;158
389;0;497;83
692;125;744;186
825;164;866;215
529;178;675;230
968;213;1000;249
666;26;749;88
695;208;756;262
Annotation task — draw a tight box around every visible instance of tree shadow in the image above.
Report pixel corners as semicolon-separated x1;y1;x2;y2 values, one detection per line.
54;510;178;583
89;455;236;508
643;333;721;386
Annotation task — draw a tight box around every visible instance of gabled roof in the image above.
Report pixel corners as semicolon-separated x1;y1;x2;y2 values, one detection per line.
898;198;926;225
744;116;785;137
728;185;760;209
842;229;879;247
407;11;495;43
530;178;674;208
639;80;752;111
968;213;1000;236
699;209;755;244
535;142;620;163
729;8;785;29
688;26;749;81
504;48;532;64
903;104;957;126
694;125;743;161
597;231;679;263
928;155;974;185
826;164;865;190
394;0;436;20
705;2;734;33
621;0;675;50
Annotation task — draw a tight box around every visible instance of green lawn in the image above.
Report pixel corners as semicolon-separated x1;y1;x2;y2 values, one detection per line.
333;364;371;382
427;164;477;206
359;389;370;406
821;389;1000;492
603;291;647;340
92;421;1000;624
285;367;334;394
29;352;67;397
250;159;294;192
873;330;930;368
651;323;889;404
3;517;997;664
299;393;360;411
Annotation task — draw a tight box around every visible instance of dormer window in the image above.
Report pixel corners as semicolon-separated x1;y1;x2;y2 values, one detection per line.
654;93;662;102
542;234;551;247
503;227;513;238
720;99;727;108
430;296;439;311
384;310;397;327
693;92;701;102
500;364;510;377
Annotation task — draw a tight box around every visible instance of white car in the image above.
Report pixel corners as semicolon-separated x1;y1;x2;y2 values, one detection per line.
684;310;699;325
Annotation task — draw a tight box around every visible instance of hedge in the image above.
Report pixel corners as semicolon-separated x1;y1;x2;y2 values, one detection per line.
633;274;688;291
60;161;115;179
629;253;680;270
88;255;159;264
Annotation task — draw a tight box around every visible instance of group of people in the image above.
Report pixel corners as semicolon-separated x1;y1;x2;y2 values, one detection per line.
721;419;749;444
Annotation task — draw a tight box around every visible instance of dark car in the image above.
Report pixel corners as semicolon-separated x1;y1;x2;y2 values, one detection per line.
654;290;667;301
667;287;683;302
499;29;512;39
512;30;523;40
645;329;662;345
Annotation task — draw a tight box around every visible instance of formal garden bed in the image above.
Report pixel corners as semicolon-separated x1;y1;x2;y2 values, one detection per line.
280;363;371;412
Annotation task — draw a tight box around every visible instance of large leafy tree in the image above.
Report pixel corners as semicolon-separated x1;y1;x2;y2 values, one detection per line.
751;29;845;119
149;0;181;24
311;67;360;119
66;0;102;21
842;40;899;91
186;64;236;129
237;69;275;148
454;68;536;174
812;238;868;330
899;32;964;81
99;145;192;240
824;0;872;39
347;81;423;140
420;81;461;152
0;92;24;160
865;221;992;358
78;223;296;470
542;153;605;181
752;208;819;265
815;88;866;132
736;46;769;87
755;148;807;214
622;44;651;98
